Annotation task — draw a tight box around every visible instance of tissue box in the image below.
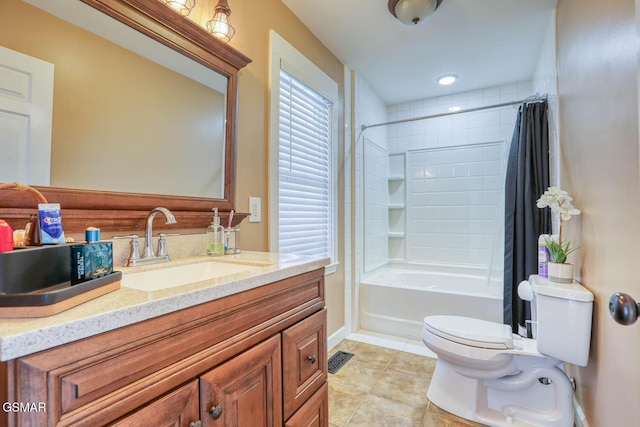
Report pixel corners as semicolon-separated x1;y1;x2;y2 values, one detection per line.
70;242;113;285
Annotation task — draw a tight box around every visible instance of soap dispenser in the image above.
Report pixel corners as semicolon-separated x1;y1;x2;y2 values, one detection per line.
206;208;225;256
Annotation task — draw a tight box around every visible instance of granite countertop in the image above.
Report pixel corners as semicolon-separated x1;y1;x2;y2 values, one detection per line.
0;251;329;361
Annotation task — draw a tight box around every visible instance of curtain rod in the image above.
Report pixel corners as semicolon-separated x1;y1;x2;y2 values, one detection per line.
360;94;547;132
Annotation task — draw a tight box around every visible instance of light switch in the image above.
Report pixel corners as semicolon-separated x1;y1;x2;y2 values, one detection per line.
249;197;261;223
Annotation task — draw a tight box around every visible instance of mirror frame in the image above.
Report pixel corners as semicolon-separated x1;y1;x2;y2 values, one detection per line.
2;0;251;233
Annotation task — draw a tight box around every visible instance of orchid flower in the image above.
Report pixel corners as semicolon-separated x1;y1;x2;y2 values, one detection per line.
536;187;581;263
536;186;581;221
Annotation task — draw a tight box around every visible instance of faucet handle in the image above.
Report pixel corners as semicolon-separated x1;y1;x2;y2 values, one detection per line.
157;233;179;258
113;234;141;262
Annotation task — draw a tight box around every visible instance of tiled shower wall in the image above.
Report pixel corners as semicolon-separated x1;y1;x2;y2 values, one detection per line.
361;81;535;271
406;143;504;267
363;140;389;269
386;82;533;153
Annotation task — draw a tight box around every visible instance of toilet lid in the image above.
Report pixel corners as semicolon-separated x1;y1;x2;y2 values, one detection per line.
424;315;514;349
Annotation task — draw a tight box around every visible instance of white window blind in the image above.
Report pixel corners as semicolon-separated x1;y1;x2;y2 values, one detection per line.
278;69;333;259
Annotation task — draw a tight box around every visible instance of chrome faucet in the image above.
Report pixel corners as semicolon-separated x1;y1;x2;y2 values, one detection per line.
141;207;177;263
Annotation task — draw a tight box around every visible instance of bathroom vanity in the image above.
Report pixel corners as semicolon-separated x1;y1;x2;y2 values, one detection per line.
0;253;329;426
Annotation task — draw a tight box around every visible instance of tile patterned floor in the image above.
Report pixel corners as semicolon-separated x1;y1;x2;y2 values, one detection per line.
328;340;485;427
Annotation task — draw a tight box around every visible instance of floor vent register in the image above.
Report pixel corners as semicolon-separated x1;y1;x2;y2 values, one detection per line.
327;350;354;374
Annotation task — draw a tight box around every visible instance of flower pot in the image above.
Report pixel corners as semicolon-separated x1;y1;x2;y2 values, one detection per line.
548;262;573;284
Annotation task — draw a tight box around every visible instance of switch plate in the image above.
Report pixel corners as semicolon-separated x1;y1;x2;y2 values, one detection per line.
249;197;261;223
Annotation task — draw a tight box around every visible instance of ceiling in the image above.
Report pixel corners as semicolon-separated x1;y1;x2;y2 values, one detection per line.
280;0;557;105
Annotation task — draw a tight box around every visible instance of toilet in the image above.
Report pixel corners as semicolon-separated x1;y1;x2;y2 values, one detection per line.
421;275;593;427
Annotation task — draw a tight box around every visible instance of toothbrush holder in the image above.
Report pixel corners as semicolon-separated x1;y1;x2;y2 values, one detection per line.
225;227;241;255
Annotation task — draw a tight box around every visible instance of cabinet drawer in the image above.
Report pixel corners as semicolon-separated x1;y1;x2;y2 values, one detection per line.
285;382;328;427
282;309;327;419
110;380;199;427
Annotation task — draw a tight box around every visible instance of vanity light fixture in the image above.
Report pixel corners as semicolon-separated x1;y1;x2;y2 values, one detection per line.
159;0;195;16
388;0;443;26
206;0;236;42
438;74;457;85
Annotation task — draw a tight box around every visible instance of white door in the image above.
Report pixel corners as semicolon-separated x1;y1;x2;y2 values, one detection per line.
0;45;54;185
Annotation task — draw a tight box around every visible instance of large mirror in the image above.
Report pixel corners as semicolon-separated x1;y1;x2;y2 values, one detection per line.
0;0;251;232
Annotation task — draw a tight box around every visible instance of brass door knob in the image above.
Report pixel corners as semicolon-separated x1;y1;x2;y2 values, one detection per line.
308;355;317;364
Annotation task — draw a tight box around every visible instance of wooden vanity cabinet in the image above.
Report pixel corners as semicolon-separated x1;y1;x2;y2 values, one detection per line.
2;268;328;427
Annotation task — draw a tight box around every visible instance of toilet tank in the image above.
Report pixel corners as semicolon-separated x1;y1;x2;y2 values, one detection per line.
532;276;594;367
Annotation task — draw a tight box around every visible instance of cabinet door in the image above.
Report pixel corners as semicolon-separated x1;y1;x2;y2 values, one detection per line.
285;382;328;427
199;335;282;427
282;309;327;419
110;380;199;427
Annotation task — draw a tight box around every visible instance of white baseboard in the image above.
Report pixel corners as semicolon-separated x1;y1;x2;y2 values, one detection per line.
328;326;348;351
574;395;589;427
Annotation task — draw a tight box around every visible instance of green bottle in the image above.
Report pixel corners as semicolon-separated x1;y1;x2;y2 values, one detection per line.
206;208;225;256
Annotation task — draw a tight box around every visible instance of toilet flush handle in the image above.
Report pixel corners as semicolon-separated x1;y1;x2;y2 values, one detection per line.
609;292;640;325
517;280;534;301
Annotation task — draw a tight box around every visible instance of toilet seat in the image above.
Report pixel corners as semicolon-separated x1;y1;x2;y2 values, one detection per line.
423;315;513;349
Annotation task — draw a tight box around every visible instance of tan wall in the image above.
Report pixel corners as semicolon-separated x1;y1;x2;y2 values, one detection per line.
556;0;640;423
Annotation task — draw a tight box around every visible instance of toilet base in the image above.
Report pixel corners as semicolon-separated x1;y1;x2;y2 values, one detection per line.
427;358;574;427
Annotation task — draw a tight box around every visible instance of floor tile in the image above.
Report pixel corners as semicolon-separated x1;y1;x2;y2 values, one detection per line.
330;359;385;393
424;402;484;426
369;368;430;409
328;381;368;426
346;394;426;427
349;342;400;368
329;339;359;356
387;351;437;378
328;338;486;427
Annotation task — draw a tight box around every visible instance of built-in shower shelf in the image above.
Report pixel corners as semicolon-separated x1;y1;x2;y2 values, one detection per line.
388;204;405;210
388;176;405;182
388;232;405;238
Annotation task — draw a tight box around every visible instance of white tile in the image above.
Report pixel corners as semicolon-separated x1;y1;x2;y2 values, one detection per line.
482;110;501;126
437;131;453;147
499;83;518;96
483;125;502;141
453;164;469;177
451;177;468;191
482;86;500;99
468;162;484;176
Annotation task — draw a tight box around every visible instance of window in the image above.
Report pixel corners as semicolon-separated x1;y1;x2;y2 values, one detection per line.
278;70;333;259
269;31;338;268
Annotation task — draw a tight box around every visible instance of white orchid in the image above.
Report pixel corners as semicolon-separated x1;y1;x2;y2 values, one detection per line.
536;186;581;221
537;187;581;263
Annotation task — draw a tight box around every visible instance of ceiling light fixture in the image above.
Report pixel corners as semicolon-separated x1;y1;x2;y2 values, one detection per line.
206;0;236;43
438;74;457;85
159;0;195;16
388;0;443;26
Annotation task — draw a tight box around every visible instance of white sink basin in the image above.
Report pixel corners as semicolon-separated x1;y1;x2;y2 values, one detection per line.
120;260;265;291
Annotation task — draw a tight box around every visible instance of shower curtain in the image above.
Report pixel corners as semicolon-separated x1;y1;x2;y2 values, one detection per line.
503;99;551;334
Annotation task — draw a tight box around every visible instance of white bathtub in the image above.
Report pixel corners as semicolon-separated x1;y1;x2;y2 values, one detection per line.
359;265;503;340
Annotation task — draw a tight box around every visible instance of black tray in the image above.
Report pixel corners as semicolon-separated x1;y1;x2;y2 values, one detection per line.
0;244;120;307
0;271;122;307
